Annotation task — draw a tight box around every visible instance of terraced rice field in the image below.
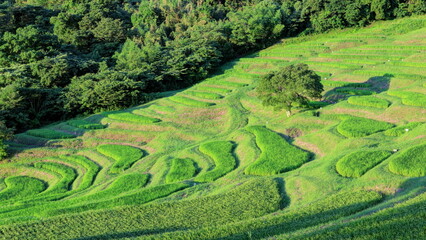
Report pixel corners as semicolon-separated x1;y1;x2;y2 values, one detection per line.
1;16;425;239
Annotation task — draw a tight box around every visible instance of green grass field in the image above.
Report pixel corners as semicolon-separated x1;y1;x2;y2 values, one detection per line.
1;16;425;239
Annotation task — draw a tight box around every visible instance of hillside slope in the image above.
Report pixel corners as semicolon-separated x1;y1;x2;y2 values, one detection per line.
1;16;425;239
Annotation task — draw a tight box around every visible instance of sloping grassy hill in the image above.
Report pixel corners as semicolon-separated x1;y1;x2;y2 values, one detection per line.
1;16;425;239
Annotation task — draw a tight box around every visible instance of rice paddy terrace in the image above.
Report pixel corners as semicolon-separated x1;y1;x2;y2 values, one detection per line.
1;16;426;239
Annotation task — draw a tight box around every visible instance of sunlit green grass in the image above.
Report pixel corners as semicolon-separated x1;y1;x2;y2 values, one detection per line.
194;141;237;182
244;126;311;176
165;158;197;183
348;96;391;108
107;112;161;123
336;150;392;177
97;144;144;173
26;129;75;139
337;116;394;138
389;143;426;177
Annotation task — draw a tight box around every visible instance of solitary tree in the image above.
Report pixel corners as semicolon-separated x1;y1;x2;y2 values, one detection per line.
256;63;323;117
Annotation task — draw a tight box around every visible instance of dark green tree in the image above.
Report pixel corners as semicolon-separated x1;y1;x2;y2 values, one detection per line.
228;0;285;49
0;121;13;160
256;63;323;117
371;0;394;20
0;25;59;66
64;71;146;114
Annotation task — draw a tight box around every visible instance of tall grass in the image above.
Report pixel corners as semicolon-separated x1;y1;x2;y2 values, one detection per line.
336;150;392;177
335;88;376;95
47;183;189;216
26;129;75;139
384;122;423;137
304;61;361;69
0;179;282;239
348;96;390;108
185;91;223;100
389;144;426;177
318;53;404;61
0;176;46;201
244;126;311;176
337;116;394;138
143;190;382;239
58;173;150;204
67;120;105;129
338;48;419;55
107;112;161;123
165;158;197;183
289;191;425;240
33;162;77;194
169;96;215;107
197;86;232;94
97;144;144;173
194;141;237;182
388;91;426;107
58;155;101;190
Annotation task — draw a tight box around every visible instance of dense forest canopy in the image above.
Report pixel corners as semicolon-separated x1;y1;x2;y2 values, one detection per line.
0;0;425;139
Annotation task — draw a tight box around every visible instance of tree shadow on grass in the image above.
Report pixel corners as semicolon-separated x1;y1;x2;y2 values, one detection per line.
323;74;393;103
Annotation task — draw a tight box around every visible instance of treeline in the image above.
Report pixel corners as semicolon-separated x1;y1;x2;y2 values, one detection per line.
0;0;425;135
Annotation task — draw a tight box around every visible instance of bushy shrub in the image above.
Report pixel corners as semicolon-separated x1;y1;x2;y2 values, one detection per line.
244;126;311;176
337;116;394;138
336;150;392;177
166;158;197;183
194;141;236;182
97;144;144;173
389;144;426;177
348;96;391;108
26;129;75;139
169;96;215;107
384;122;423;136
67;120;106;129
